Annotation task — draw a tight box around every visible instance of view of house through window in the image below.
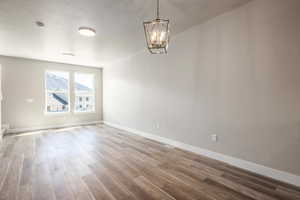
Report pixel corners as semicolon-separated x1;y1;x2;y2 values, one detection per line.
74;73;95;112
45;71;95;113
45;71;70;113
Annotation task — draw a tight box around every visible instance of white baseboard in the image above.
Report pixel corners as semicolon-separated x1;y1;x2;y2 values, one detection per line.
6;121;103;134
103;121;300;187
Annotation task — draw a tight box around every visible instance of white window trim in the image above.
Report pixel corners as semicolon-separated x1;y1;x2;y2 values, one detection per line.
73;72;96;114
44;70;71;115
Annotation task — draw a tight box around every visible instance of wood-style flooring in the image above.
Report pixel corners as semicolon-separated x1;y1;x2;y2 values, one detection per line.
0;125;299;200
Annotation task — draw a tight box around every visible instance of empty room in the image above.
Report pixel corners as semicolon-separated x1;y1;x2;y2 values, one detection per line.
0;0;300;199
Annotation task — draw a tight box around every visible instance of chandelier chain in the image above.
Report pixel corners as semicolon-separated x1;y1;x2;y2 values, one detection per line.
156;0;160;19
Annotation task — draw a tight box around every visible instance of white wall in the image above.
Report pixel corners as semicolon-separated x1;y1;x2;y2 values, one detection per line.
0;65;2;141
103;0;300;176
0;56;102;130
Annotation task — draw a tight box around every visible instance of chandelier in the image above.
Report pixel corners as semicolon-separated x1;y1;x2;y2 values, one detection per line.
143;0;170;54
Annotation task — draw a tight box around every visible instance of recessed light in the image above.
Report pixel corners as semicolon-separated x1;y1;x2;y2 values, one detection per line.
35;21;45;27
62;52;75;56
78;27;96;37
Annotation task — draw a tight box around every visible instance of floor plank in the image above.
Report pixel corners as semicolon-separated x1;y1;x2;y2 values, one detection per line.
0;125;299;200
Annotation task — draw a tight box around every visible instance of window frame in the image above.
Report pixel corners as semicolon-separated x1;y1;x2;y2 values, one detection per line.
73;72;96;114
44;70;71;115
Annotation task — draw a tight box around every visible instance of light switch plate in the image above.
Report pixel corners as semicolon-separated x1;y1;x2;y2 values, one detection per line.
26;98;34;103
211;134;218;142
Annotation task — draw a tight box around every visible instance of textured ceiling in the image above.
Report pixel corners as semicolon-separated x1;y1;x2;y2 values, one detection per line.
0;0;251;67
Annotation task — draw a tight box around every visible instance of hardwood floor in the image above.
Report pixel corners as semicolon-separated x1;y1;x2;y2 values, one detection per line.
0;125;299;200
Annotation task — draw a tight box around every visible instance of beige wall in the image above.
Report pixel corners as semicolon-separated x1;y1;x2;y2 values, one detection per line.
0;65;2;141
0;56;102;130
103;0;300;175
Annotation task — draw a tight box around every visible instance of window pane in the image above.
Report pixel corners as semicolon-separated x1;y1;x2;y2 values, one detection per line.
75;94;95;112
46;71;69;91
45;71;69;113
74;73;94;91
46;92;69;112
74;73;95;112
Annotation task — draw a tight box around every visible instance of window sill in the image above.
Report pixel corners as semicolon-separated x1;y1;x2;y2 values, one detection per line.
44;112;71;116
74;111;96;114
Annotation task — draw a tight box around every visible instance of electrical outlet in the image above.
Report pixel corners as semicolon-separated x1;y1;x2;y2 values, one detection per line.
155;122;160;129
211;134;218;142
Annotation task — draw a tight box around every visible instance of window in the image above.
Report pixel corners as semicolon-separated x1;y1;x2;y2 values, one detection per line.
74;73;95;112
45;71;70;113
